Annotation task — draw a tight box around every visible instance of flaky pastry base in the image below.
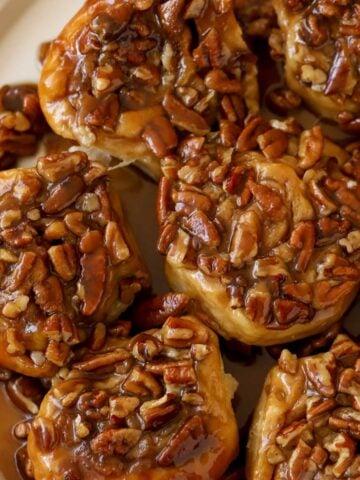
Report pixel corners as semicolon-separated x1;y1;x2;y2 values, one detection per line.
165;260;358;346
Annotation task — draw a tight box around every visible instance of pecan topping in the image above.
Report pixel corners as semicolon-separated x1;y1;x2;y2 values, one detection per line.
274;0;360;130
156;415;205;466
90;428;141;455
39;0;258;175
253;335;360;479
0;84;49;168
157;122;360;338
0;152;148;376
27;313;236;478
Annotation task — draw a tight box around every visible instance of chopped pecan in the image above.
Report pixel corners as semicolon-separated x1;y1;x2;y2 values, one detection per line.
236;116;269;152
276;420;310;448
42;175;85;214
289;221;316;272
73;349;130;372
133;293;190;329
157;223;178;254
48;244;77;281
36;151;88;183
163;364;197;385
173;190;212;215
204;69;242;94
109;396;140;423
245;283;272;324
266;87;302;114
229;210;260;267
287;439;312;480
257;128;288;159
323;432;356;477
142;115;178;158
104;221;130;264
90;428;141;456
123;366;163;398
156;415;205;466
248;181;287;221
163;93;210;136
306;396;337;420
298;126;324;169
43;313;80;345
139;394;180;429
282;282;312;304
183;210;220;247
79;247;107;316
197;252;229;276
313;280;356;310
85;93;120;132
273;299;311;325
162;316;208;347
303;352;336;397
131;333;163;362
45;340;71;367
34;276;64;313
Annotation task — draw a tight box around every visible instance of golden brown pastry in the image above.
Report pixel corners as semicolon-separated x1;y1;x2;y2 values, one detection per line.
0;150;149;377
157;117;360;345
247;334;360;479
273;0;360;133
39;0;259;179
27;311;239;480
0;84;49;169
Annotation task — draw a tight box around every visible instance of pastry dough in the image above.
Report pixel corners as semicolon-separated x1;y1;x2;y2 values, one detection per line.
273;0;360;132
157;117;360;345
39;0;259;179
27;313;239;479
247;334;360;479
0;150;149;377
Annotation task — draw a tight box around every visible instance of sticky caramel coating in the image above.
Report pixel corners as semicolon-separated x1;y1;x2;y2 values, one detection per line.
0;84;49;169
27;314;239;480
247;334;360;479
39;0;259;179
0;151;149;377
273;0;360;132
157;117;360;345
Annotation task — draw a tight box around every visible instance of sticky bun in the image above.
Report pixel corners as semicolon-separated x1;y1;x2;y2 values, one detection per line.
39;0;259;179
157;117;360;345
247;334;360;479
27;311;238;479
273;0;360;133
0;150;149;377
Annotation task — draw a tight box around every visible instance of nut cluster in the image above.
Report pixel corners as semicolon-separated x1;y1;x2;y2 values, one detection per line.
29;314;218;477
236;0;277;38
274;0;360;131
0;150;149;375
0;84;48;169
271;335;360;479
41;0;258;164
157;118;360;329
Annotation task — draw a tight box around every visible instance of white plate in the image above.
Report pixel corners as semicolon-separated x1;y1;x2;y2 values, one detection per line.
0;2;359;479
